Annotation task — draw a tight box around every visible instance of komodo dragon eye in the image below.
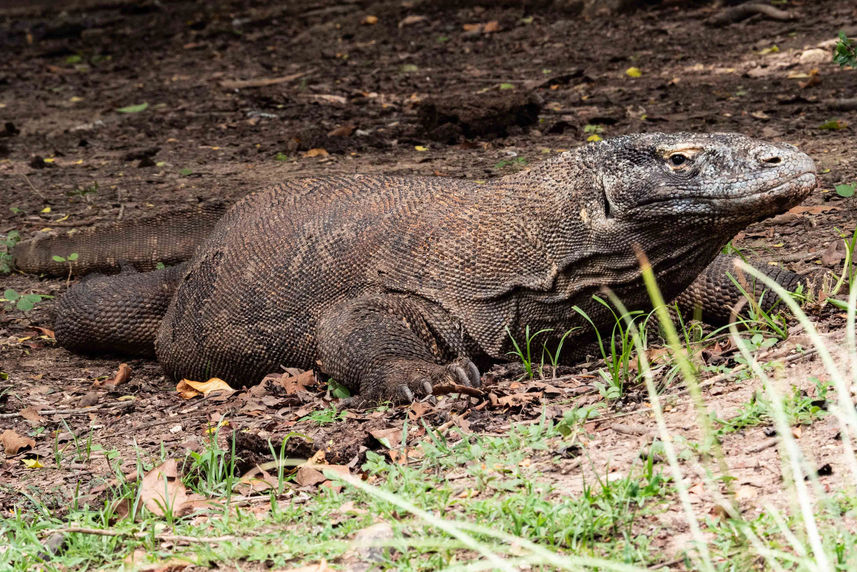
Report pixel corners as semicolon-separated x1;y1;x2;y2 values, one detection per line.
668;153;688;167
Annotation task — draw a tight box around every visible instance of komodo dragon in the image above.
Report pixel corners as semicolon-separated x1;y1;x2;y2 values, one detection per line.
12;133;816;402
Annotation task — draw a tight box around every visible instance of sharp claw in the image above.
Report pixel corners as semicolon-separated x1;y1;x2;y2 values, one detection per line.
399;385;415;403
466;361;481;388
452;365;470;387
423;380;433;395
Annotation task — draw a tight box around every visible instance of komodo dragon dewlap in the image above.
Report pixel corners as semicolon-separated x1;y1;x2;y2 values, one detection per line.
13;133;816;403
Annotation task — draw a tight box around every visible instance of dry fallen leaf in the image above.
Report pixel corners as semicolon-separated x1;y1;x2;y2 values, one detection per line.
296;463;351;487
176;378;235;399
799;68;821;89
398;15;426;28
18;407;45;424
327;123;355;137
30;326;55;339
822;239;847;266
295;466;326;487
496;392;542;407
140;459;213;517
95;362;132;388
235;467;280;495
0;429;36;455
482;20;500;33
303;148;329;158
369;427;402;449
279;370;316;394
141;459;187;516
363;15;378;25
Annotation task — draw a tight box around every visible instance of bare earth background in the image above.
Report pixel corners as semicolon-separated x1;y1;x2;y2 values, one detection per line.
1;0;856;560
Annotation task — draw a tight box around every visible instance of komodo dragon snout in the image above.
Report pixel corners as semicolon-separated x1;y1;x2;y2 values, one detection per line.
17;132;816;404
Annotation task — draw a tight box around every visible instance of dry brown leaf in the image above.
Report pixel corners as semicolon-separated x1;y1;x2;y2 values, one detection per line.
482;20;500;33
109;497;135;524
141;459;186;516
496;392;542;407
296;463;351;488
18;407;45;424
799;68;821;89
30;326;55;339
280;370;316;394
303;148;329;158
140;459;215;518
96;362;132;388
369;427;402;449
363;15;378;25
822;239;846;266
327;123;355;137
389;444;424;465
77;391;100;407
235;468;280;495
295;466;326;487
176;378;235;399
0;429;36;455
398;15;426;28
408;401;433;420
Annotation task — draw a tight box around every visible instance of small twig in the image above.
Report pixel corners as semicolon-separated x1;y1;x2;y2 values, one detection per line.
42;527;240;543
760;251;821;264
829;98;857;112
220;70;309;90
747;437;779;454
431;383;484;398
0;402;135;419
22;174;46;199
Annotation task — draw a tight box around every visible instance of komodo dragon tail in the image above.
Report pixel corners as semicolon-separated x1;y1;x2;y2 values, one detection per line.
12;201;230;276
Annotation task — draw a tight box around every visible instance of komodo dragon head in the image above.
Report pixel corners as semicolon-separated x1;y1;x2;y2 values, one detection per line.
587;132;816;230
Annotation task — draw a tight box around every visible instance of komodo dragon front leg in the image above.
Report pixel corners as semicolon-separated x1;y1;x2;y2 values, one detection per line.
316;294;481;403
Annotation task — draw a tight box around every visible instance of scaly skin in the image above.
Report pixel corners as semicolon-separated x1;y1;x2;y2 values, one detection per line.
19;133;816;402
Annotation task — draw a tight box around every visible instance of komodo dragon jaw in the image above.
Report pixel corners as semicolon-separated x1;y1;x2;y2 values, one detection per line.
33;133;816;405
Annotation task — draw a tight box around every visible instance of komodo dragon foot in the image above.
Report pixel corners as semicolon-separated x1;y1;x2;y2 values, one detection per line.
316;295;480;403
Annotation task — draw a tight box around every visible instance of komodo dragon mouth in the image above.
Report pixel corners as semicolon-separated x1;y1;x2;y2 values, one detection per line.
630;171;817;216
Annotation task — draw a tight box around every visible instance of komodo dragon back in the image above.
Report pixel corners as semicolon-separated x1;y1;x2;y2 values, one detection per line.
22;133;816;403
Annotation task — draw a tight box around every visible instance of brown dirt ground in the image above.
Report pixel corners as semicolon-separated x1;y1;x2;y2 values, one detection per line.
1;0;857;564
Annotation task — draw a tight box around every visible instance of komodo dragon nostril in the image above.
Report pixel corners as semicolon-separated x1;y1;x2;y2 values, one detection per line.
761;155;782;165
